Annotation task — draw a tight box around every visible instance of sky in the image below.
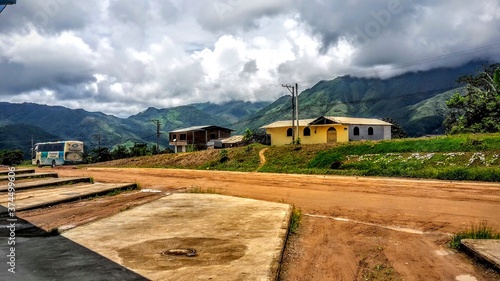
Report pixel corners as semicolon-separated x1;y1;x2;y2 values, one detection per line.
0;0;499;117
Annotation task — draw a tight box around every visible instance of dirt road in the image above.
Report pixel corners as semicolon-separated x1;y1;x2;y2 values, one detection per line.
24;167;500;280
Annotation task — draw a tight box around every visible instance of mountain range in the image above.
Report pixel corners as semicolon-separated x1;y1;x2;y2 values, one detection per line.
0;60;492;155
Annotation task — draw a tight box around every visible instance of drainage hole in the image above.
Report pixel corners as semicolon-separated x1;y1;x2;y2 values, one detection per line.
162;248;197;257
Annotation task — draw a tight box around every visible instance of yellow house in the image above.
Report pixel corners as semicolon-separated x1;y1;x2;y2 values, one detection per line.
262;116;392;146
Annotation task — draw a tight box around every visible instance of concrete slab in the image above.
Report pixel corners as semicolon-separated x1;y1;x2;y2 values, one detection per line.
0;169;35;175
0;182;136;213
461;239;500;271
0;172;58;182
0;177;92;192
60;194;292;281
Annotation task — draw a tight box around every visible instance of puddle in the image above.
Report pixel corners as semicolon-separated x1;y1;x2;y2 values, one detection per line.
456;274;477;281
58;224;76;231
434;249;451;256
305;214;425;234
118;237;247;271
141;189;163;193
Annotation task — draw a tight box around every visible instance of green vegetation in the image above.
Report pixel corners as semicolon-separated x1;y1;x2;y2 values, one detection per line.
92;133;500;182
85;142;159;164
289;207;302;235
449;221;500;249
260;134;500;182
445;64;500;134
0;149;24;165
200;143;264;171
0;124;60;159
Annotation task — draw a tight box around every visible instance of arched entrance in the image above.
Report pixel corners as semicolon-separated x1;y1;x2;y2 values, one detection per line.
327;127;337;144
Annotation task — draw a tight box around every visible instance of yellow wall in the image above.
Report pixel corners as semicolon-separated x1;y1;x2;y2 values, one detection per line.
266;125;348;146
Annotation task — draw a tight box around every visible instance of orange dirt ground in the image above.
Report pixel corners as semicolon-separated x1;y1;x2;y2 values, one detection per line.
19;167;500;281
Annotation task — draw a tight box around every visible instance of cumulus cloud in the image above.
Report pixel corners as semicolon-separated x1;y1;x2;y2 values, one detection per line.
0;0;499;116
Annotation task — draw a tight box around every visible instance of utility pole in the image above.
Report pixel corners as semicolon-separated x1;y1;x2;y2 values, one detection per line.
93;133;101;150
295;83;299;141
150;119;161;154
282;84;295;143
93;133;102;162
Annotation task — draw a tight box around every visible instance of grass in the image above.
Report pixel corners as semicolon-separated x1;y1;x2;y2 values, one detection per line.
199;143;264;172
289;207;302;235
328;134;500;156
93;133;500;182
449;221;500;249
89;184;139;199
281;134;500;181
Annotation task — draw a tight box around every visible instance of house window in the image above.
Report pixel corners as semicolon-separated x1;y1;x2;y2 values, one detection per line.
180;134;187;140
353;127;360;136
303;127;311;136
210;133;217;140
286;128;293;137
368;127;374;136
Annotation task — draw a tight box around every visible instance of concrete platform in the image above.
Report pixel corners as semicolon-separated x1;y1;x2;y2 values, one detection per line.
461;239;500;271
0;182;136;213
0;177;92;192
0;194;291;280
61;193;291;280
0;172;58;182
63;193;289;281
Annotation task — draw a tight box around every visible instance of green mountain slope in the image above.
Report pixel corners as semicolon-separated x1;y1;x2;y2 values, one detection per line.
0;102;148;147
0;61;494;152
403;87;467;136
127;105;232;139
0;124;60;158
238;61;488;136
192;101;270;124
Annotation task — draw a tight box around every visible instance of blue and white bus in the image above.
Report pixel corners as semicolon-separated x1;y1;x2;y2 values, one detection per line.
32;141;84;167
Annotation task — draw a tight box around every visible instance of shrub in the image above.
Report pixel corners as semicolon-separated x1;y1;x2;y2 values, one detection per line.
289;207;302;234
0;149;24;166
449;221;500;249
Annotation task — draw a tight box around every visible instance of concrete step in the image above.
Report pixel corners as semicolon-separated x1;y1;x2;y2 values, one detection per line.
0;172;58;182
0;168;35;175
461;239;500;271
0;182;137;214
0;177;92;192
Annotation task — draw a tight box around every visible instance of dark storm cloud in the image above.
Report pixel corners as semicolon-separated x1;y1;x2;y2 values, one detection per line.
297;0;500;69
1;0;500;116
0;1;94;34
242;59;258;74
192;0;293;32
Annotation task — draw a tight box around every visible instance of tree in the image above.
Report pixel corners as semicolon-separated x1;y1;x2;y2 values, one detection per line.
130;143;151;157
444;64;500;134
243;128;253;144
0;149;24;166
381;118;407;139
111;144;130;160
